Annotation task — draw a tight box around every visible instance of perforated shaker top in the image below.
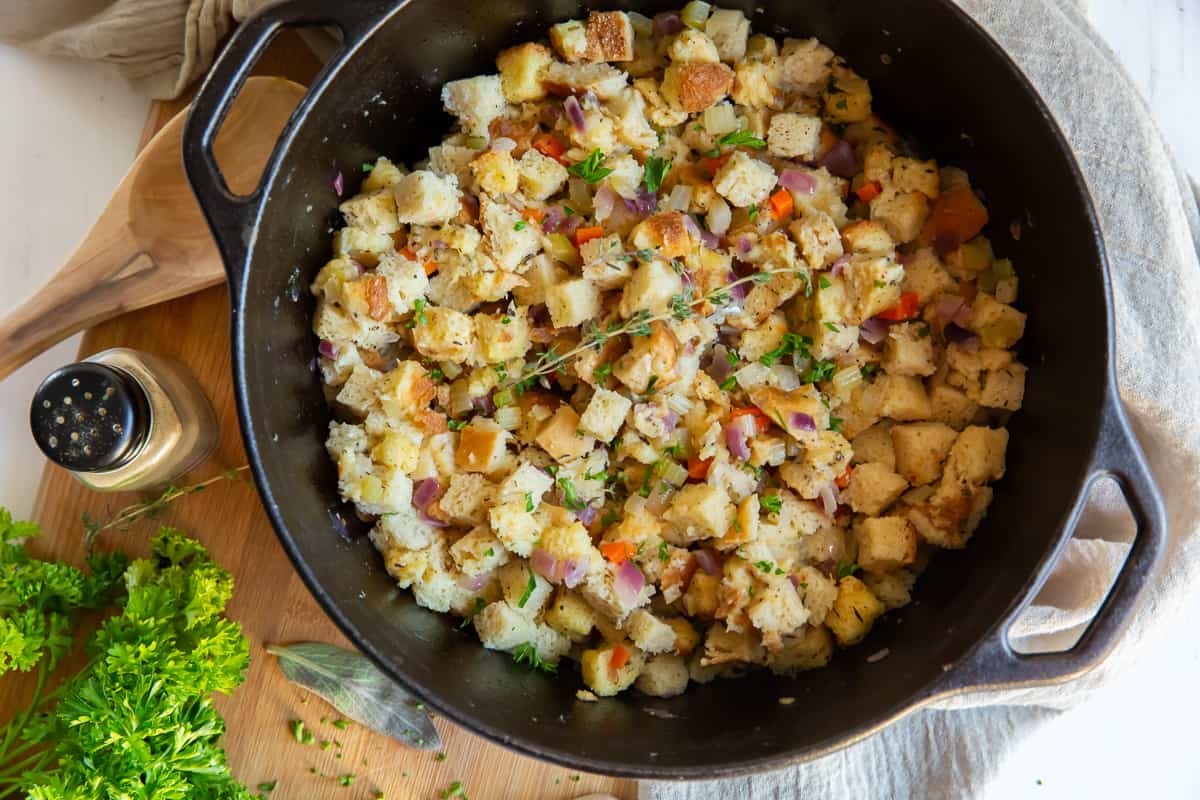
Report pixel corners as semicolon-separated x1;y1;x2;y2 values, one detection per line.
30;362;150;472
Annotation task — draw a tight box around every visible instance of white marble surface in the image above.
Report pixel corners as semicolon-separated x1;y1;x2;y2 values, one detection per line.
0;2;1196;796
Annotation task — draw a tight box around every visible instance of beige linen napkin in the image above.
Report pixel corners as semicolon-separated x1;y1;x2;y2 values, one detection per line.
5;1;1198;797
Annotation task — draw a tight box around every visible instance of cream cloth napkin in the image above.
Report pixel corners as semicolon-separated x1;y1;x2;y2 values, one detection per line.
4;0;1197;797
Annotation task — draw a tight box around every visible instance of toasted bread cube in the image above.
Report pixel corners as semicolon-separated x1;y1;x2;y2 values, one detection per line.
778;430;853;499
851;422;895;469
662;61;735;113
470;149;518;195
439;472;495;526
892;157;940;198
489;500;543;557
539;521;594;566
731;60;781;108
579;388;633;443
870;188;929;244
549;19;589;61
360;156;406;193
980;363;1027;411
841;219;895;256
628;211;693;260
428;143;477;193
618;257;685;317
474;600;538;651
907;482;993;549
542;61;629;99
844;462;908;515
339;190;400;235
970;294;1027;349
450;526;510;576
456;418;511;474
862;568;916;610
737;313;788;362
767;112;822;160
767;625;834;675
513;253;567;306
581;642;645;696
412;306;476;363
332;226;395;265
789;210;844;269
876;375;932;422
902;248;956;303
498;559;553;616
535;405;595;463
475;312;531;364
545;278;601;329
713;150;777;208
669;29;720;63
944;426;1008;486
585;10;635;62
498;462;554;504
626;609;677;655
705;8;751;63
891;422;958;486
665;483;735;542
929;383;978;430
825;576;885;646
841;255;903;324
821;66;872;123
666;617;701;657
855;516;918;572
516;148;569;201
635;654;689;697
778;37;834;94
496;42;553;102
682;572;721;619
544;588;596;642
374;252;428;316
882;322;937;377
392;170;461;226
748;580;810;651
440;74;507;137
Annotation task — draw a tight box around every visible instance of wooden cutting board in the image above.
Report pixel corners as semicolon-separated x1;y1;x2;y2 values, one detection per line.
0;33;634;800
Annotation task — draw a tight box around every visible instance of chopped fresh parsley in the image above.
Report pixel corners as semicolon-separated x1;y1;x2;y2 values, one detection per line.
835;561;862;579
593;362;612;383
568;148;614;183
759;332;813;367
718;129;767;149
484;547;495;558
563;205;575;216
824;321;840;332
753;560;775;573
338;774;356;787
517;566;536;608
829;416;844;434
719;376;738;391
819;276;832;289
558;476;585;511
434;753;447;762
440;781;467;799
448;418;467;432
494;363;507;382
258;781;278;793
802;358;837;383
659;541;670;562
430;367;444;381
643;156;672;193
644;375;659;395
501;315;512;324
860;363;880;379
512;642;558;674
513;220;527;231
407;298;427;329
292;720;314;744
362;162;374;173
760;495;783;514
725;348;741;366
748;203;759;222
331;719;350;730
523;492;534;513
874;279;887;289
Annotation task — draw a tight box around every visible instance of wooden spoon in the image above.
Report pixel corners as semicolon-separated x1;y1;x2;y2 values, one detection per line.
0;76;306;381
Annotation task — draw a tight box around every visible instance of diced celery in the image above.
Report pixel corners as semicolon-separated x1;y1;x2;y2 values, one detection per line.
681;1;712;29
546;233;581;267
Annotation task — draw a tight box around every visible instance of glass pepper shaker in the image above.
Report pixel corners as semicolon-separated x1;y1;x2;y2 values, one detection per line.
29;347;219;492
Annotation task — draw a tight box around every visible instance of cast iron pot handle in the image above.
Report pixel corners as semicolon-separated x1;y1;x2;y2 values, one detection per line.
927;386;1167;700
183;0;390;292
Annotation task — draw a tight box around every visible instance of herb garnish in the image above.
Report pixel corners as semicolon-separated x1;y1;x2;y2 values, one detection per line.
718;129;768;149
568;148;615;183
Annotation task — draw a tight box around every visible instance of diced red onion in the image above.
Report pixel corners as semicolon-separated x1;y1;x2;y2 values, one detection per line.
412;478;441;512
790;412;816;431
531;547;559;581
541;206;565;232
830;254;851;277
682;213;701;238
699;228;720;250
819;482;839;516
662;409;680;432
694;549;721;576
668;184;693;212
860;317;891;345
778;168;817;195
472;394;496;415
788;574;800;589
459;570;493;591
418;509;448;528
581;90;599;110
897;251;917;266
614;560;646;606
318;340;339;359
560;214;583;236
737;236;753;257
953;304;973;328
624;188;658;216
935;294;965;323
491;137;517;152
945;322;981;350
351;261;365;275
564;95;587;133
575;504;599;526
818;140;856;179
563;557;590;588
681;269;696;292
708;345;735;383
594;185;616;222
653;11;683;35
332;170;344;196
724;414;757;461
726;271;748;301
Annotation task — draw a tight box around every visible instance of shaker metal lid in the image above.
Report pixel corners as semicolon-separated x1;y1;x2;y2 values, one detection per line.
30;362;150;472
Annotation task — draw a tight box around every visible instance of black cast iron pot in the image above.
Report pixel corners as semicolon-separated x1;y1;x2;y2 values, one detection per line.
183;0;1167;778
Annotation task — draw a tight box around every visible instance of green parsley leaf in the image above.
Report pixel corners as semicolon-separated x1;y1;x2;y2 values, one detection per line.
874;279;887;289
441;780;467;799
494;363;507;382
435;752;447;762
643;156;672;193
829;416;844;434
819;276;832;289
748;203;759;222
760;495;783;514
517;565;536;608
563;206;575;216
514;220;527;231
332;718;350;730
430;367;444;381
568;148;615;184
753;560;775;573
558;477;586;511
835;561;862;579
501;316;512;324
824;321;840;332
719;376;738;391
725;348;741;366
593;362;612;383
524;492;534;512
338;774;356;787
659;541;670;562
718;129;768;149
407;298;427;329
258;780;278;792
803;358;837;383
362;162;374;173
860;363;880;379
448;419;467;432
644;375;659;394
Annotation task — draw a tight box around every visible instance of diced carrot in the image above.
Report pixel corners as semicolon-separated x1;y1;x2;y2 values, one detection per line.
768;188;794;220
920;186;989;245
855;180;883;204
729;406;773;434
818;125;841;157
400;245;438;276
876;292;920;321
521;207;546;224
610;644;630;671
835;464;853;490
423;260;438;276
574;225;604;246
532;133;568;163
599;541;638;564
701;152;732;177
687;455;713;480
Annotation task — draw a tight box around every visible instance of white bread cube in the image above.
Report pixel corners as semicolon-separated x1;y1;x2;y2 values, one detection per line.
748;580;810;651
877;374;932;421
664;483;734;542
705;8;751;63
439;472;495;526
767;625;833;675
427;143;477;192
535;405;595;463
980;363;1027;411
495;42;554;102
892;157;940;198
902;247;956;303
549;19;589;62
334;365;382;416
332;227;395;264
682;572;721;619
581;236;634;291
513;253;566;307
440;74;507;137
669;29;721;63
862;143;895;184
361;156;406;193
489;500;543;557
449;526;510;576
627;609;677;655
546;278;602;328
891;422;958;485
767;112;822;159
843;462;908;515
392;170;462;226
339;190;400;235
581;642;645;696
412;305;476;363
863;568;916;610
579;388;633;442
713;150;777;208
538;521;595;565
820;66;871;123
498;462;554;504
370;428;423;474
665;617;701;657
929;383;979;430
542;61;629;99
455;418;511;474
475;311;531;363
702;621;765;666
628;211;693;259
474;600;537;651
906;482;993;549
635;654;690;697
851;422;895;469
789;210;844;269
375;251;429;315
777;37;834;94
883;322;937;377
731;60;780;108
841;220;895;256
944;426;1009;486
841;255;903;324
606;86;659;151
516;149;569;200
870;188;929;244
480;195;541;271
855;516;918;572
618;258;684;318
737;312;788;362
792;565;838;626
825;576;885;646
544;588;596;642
778;430;853;499
970;294;1027;349
498;559;553;616
470;149;518;195
532;623;572;662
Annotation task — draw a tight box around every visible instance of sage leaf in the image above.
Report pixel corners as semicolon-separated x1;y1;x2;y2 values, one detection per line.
267;641;440;750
